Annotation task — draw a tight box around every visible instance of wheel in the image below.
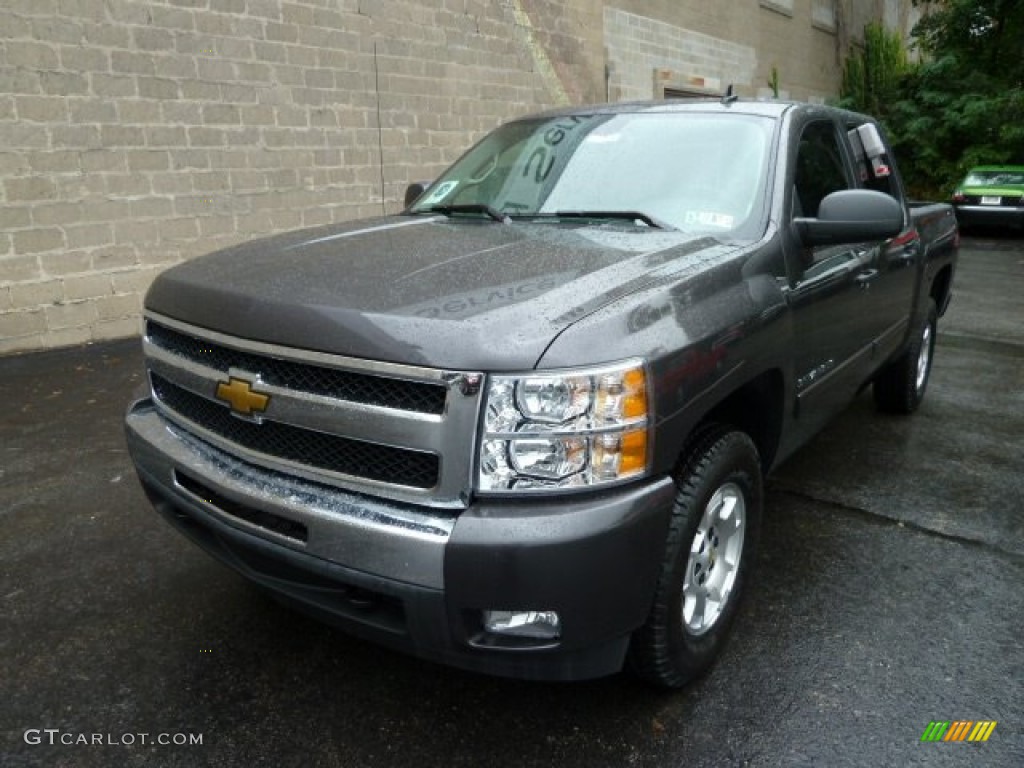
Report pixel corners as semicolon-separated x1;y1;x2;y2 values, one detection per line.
629;426;763;689
873;298;937;414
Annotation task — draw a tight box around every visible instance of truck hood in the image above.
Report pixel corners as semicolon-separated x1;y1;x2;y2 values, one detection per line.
146;215;737;370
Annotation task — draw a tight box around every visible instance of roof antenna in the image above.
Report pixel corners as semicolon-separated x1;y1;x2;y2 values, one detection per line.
722;84;738;105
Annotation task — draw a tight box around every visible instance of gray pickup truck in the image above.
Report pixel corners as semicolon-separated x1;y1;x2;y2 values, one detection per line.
125;100;958;687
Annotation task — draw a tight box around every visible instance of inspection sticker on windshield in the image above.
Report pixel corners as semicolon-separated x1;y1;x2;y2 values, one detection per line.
421;180;459;205
685;211;735;229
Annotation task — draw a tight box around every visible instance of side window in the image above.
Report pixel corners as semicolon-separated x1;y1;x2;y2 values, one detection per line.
793;121;850;218
846;120;900;198
792;121;857;277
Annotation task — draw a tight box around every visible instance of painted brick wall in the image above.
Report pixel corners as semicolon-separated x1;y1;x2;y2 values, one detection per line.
0;0;576;354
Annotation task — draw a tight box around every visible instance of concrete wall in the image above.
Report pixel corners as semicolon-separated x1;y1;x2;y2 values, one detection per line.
0;0;888;355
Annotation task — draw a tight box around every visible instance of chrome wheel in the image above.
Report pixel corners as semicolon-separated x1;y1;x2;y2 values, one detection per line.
682;482;746;636
915;322;933;394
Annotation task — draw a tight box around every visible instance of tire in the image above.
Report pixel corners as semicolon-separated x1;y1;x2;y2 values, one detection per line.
629;426;763;689
873;298;937;414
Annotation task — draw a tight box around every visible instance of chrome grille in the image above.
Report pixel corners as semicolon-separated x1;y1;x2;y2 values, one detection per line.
152;373;440;489
142;312;483;508
147;320;447;414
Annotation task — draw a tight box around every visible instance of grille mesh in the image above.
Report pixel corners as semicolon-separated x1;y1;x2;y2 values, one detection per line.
147;321;447;415
151;373;440;489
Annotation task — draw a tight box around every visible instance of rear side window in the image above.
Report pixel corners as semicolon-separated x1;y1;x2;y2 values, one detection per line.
846;121;900;198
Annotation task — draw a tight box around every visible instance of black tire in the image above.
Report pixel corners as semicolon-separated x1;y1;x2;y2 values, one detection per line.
873;298;937;414
629;426;763;689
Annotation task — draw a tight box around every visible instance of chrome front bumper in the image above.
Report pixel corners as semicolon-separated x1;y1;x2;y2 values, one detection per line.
126;396;678;680
125;398;455;589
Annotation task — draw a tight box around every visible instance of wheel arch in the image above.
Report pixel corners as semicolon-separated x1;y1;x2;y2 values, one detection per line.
667;369;786;475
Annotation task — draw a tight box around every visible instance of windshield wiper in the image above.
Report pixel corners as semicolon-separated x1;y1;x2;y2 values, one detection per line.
552;210;671;229
423;204;510;224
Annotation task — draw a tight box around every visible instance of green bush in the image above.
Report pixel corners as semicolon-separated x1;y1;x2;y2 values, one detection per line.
838;1;1024;199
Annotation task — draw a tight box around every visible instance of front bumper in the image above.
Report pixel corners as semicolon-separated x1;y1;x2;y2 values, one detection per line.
126;399;675;681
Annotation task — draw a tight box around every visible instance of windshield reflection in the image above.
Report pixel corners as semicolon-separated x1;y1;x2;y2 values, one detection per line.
411;112;774;237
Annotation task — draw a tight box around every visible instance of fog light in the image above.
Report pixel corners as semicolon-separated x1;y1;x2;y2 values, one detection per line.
482;610;561;640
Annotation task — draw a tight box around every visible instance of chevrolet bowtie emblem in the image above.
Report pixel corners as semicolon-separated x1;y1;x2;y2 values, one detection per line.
215;376;270;416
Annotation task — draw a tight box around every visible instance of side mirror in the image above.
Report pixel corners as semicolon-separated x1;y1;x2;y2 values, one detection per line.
404;181;432;208
793;189;903;246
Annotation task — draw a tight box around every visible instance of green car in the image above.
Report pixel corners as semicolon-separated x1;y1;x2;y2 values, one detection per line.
951;165;1024;230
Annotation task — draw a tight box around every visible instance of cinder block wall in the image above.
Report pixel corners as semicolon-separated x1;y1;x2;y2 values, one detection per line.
606;0;848;102
1;0;587;354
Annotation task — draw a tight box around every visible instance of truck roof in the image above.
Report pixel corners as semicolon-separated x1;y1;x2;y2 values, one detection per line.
518;98;871;124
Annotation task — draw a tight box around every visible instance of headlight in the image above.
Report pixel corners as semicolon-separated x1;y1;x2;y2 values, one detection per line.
478;360;649;492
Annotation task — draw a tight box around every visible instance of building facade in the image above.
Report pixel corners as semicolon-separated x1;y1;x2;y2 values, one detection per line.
0;0;912;353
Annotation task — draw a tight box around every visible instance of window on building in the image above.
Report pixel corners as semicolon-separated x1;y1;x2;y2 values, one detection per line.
812;0;837;32
662;87;720;99
760;0;794;17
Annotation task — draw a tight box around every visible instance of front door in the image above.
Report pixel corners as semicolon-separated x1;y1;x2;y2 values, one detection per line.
784;119;879;441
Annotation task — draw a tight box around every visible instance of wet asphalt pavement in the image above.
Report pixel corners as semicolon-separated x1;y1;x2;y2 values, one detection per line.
2;235;1022;767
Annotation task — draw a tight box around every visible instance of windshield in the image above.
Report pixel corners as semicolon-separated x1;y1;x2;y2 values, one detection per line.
410;112;775;237
963;170;1024;187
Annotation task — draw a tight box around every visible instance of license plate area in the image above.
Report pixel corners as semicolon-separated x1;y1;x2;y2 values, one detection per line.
981;196;1001;205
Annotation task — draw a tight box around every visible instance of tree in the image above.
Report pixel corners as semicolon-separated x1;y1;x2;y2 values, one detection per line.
912;0;1024;86
839;0;1024;198
839;22;910;119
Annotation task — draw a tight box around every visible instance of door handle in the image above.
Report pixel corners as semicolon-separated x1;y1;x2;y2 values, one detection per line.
895;240;920;263
855;268;879;288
